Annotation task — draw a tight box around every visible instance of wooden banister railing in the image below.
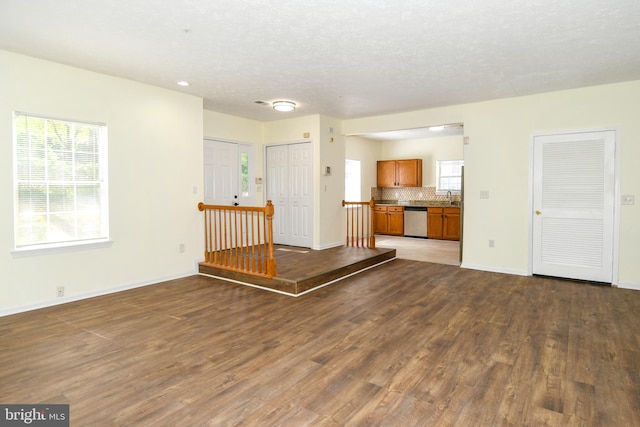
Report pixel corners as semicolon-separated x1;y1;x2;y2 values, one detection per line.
342;198;376;248
198;201;276;278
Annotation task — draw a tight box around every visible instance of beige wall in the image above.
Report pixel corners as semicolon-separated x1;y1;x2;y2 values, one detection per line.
380;135;464;187
345;136;382;198
318;115;345;248
344;81;640;288
2;49;638;315
345;134;464;197
203;109;265;205
203;112;347;249
260;115;345;249
203;109;263;143
0;50;204;314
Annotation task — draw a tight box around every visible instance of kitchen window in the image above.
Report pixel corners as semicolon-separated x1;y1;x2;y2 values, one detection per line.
436;159;463;194
13;112;109;252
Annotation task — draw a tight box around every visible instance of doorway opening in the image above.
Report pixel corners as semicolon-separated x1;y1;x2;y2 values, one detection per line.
345;123;464;266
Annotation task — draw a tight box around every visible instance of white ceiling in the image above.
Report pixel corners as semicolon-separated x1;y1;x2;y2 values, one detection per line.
2;0;640;122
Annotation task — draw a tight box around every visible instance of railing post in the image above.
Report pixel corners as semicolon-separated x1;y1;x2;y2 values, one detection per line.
342;200;349;246
198;202;208;261
265;200;276;277
369;197;376;248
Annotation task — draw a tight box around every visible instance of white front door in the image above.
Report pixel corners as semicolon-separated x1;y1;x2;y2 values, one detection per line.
266;142;313;247
532;130;616;283
204;140;238;206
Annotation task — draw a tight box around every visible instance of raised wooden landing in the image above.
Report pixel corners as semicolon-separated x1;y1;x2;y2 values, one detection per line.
198;245;396;295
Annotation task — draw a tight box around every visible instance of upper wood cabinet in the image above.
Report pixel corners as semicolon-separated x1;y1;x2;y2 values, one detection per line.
377;159;422;187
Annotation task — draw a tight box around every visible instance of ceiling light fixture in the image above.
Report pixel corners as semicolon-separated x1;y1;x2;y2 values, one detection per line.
429;125;445;131
177;81;190;87
272;101;296;112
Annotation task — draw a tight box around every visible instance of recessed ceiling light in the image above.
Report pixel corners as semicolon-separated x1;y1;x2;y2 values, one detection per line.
429;125;445;131
272;101;296;112
177;81;190;87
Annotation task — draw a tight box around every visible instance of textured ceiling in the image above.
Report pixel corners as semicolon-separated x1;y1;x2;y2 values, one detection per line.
1;0;640;122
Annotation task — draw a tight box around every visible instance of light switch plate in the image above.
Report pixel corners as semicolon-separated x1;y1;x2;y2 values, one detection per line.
622;195;635;205
480;190;490;199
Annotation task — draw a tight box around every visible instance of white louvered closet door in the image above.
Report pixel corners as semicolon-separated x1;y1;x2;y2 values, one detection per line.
532;130;615;283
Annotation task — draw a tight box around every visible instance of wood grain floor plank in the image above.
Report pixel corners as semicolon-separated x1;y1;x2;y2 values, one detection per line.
1;258;639;426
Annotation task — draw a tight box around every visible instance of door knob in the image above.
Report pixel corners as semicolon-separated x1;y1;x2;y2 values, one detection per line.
535;210;542;215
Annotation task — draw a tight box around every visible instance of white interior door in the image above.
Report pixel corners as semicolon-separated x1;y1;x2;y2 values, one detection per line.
266;142;313;247
532;130;615;283
288;143;313;247
266;145;289;244
204;139;238;206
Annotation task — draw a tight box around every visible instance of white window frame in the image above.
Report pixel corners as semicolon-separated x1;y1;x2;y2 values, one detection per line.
436;159;464;195
12;112;110;255
238;142;255;205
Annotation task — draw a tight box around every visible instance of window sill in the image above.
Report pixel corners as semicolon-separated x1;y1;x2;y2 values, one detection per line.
11;239;113;258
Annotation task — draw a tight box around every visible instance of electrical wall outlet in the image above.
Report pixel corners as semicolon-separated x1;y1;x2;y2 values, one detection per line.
488;240;495;248
480;191;490;199
622;195;635;205
56;286;64;297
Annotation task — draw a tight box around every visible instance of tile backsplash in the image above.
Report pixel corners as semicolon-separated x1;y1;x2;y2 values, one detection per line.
371;186;460;203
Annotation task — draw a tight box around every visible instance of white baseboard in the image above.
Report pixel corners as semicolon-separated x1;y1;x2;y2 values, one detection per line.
313;241;344;250
461;263;639;291
616;281;640;291
0;270;196;317
460;263;529;277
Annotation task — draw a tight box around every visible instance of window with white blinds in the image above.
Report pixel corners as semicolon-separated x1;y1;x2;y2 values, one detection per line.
13;112;109;249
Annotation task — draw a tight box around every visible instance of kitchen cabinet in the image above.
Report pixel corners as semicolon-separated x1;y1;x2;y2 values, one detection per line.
377;159;422;187
427;207;460;241
373;205;404;235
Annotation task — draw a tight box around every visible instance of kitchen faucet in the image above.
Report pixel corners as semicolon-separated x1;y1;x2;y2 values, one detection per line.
447;190;452;206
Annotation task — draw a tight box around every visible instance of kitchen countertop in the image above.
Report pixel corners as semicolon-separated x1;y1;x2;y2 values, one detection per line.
375;200;461;208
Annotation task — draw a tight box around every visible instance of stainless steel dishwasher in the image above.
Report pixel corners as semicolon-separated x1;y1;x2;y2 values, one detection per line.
403;206;428;237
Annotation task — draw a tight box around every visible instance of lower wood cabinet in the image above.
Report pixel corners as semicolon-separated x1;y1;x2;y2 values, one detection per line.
427;207;460;241
373;205;404;236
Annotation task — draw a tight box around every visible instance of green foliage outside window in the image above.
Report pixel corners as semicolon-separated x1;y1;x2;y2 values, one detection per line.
14;113;107;247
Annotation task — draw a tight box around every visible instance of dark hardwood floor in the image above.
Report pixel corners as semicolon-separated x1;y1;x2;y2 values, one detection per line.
1;259;639;426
